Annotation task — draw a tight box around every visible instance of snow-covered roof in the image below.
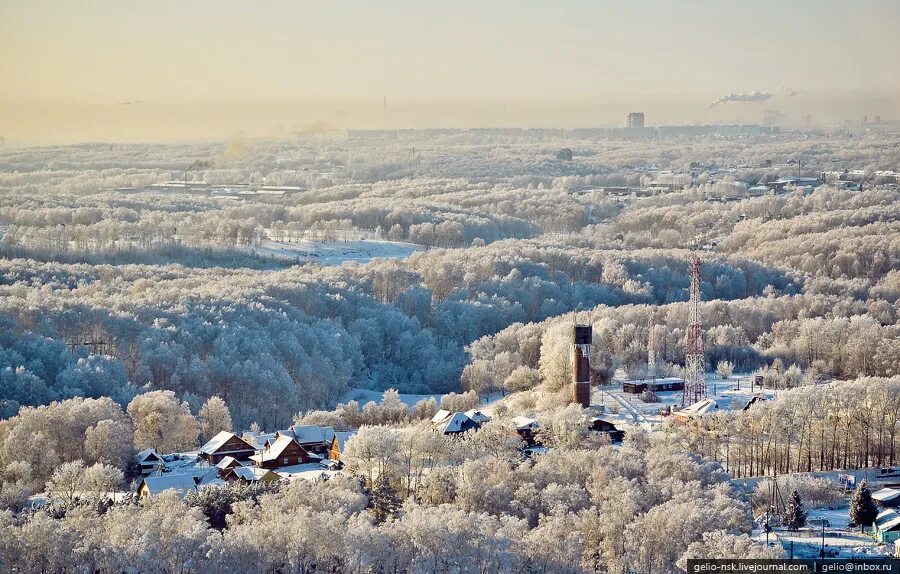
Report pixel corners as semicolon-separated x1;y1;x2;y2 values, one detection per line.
437;412;473;434
228;466;276;482
136;448;161;464
431;409;452;424
512;416;539;430
242;431;278;450
873;488;900;503
289;425;327;445
250;434;301;463
333;431;357;452
874;509;900;532
140;470;222;497
200;431;251;455
215;456;242;470
676;398;720;418
464;409;492;424
321;426;335;445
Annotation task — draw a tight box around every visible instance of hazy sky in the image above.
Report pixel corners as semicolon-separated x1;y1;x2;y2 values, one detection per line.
2;0;899;142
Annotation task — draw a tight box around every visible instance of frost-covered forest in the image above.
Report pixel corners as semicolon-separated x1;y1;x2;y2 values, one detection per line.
1;130;899;571
2;132;898;426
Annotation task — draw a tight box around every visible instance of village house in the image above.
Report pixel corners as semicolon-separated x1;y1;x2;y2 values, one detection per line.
249;434;310;470
279;424;335;456
511;416;540;446
329;431;357;461
589;417;625;442
135;448;163;476
199;431;257;464
433;411;481;436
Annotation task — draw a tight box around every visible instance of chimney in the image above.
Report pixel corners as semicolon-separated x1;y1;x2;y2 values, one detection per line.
572;324;592;408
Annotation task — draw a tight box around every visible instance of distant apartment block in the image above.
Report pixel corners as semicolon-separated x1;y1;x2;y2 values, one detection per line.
627;112;645;129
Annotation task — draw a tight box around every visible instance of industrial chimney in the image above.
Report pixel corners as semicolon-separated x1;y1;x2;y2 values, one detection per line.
572;324;592;408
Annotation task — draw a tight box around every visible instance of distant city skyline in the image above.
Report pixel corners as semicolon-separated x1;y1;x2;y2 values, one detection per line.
2;0;899;142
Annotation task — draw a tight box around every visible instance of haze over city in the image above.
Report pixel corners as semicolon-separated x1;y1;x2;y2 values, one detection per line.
2;0;899;142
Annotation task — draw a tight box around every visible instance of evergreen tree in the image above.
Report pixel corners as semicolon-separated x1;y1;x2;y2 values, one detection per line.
849;481;878;532
369;476;401;524
783;489;806;530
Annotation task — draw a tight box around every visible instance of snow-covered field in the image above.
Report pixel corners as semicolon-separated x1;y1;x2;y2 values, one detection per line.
243;238;423;265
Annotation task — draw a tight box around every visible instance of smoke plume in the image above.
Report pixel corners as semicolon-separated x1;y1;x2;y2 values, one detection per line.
708;88;798;108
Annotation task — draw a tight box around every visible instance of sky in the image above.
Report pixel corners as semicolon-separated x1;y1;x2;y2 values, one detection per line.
1;0;899;142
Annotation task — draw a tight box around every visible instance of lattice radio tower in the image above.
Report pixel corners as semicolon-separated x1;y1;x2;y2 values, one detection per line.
647;309;657;385
682;254;707;405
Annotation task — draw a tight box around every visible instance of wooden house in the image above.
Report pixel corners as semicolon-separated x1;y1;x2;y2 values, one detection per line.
279;425;334;456
873;509;900;544
250;434;310;470
589;417;625;442
434;412;480;436
135;448;163;476
329;431;357;461
512;416;540;446
199;431;257;464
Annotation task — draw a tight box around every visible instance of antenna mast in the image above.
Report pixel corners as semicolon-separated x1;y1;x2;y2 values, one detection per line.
682;254;707;405
647;309;656;385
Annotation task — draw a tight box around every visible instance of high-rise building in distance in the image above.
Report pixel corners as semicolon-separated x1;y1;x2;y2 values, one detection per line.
627;112;645;129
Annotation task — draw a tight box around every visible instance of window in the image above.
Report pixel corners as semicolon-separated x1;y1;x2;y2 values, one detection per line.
283;458;288;464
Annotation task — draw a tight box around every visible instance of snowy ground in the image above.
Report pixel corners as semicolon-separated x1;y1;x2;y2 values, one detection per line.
274;462;340;481
591;373;776;431
751;505;893;559
243;238;422;265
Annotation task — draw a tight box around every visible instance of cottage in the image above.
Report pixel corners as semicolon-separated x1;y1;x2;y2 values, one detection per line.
329;431;357;461
199;431;257;464
589;417;624;442
872;509;900;544
135;448;163;476
434;412;480;435
221;466;280;485
873;488;900;509
250;434;310;470
512;416;540;446
137;469;222;499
